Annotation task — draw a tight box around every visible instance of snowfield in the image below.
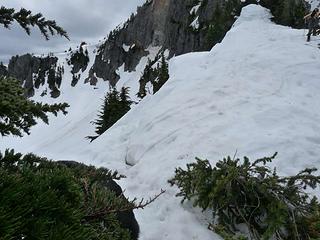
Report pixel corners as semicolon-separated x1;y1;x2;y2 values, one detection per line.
307;0;320;8
2;4;320;240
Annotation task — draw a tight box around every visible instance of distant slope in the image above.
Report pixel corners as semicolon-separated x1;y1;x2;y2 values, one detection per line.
2;4;320;240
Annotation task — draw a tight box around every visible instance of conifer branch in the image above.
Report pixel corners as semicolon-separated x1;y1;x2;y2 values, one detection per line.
83;189;166;222
170;153;320;239
0;6;69;40
0;77;69;137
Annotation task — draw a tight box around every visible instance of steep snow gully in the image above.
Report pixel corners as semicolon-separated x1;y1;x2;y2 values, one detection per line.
2;4;320;240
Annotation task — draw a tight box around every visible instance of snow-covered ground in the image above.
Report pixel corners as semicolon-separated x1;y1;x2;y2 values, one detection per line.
2;4;320;240
307;0;320;8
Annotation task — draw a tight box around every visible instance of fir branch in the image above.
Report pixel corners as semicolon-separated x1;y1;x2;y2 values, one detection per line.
170;153;320;239
0;77;69;137
83;189;166;222
0;6;69;40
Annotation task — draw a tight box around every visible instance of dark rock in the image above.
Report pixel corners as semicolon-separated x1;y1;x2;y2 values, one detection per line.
56;160;140;240
7;54;63;98
0;62;8;77
86;0;236;86
3;0;309;97
67;45;90;87
87;0;309;88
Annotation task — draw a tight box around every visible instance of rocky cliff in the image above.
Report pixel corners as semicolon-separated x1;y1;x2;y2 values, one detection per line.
2;44;90;98
0;63;8;77
86;0;310;88
86;0;235;86
6;54;63;98
1;0;310;98
67;43;90;87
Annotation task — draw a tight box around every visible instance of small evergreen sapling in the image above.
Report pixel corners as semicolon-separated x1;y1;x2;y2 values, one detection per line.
169;153;320;239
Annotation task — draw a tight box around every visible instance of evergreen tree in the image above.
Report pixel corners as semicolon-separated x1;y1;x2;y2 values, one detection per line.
152;53;169;94
260;0;308;28
119;86;133;114
137;52;170;98
137;59;154;99
203;0;307;49
205;1;242;48
88;87;132;141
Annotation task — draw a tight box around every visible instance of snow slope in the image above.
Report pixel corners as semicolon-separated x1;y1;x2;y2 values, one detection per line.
2;4;320;240
307;0;320;8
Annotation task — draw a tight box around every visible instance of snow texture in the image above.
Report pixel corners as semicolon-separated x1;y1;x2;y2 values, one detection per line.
2;4;320;240
190;2;202;15
307;0;320;8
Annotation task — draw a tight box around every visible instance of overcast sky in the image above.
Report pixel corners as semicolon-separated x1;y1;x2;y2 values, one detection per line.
0;0;145;63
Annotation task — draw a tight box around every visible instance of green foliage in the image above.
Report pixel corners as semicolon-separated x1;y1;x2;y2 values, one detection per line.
88;87;132;141
169;153;320;239
0;149;135;240
0;5;70;137
137;52;169;99
152;52;169;94
204;0;308;49
212;225;248;240
205;1;242;48
137;58;158;99
260;0;308;28
0;6;69;40
0;77;69;137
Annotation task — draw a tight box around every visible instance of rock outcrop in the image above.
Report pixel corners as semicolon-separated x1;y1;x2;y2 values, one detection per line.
87;0;196;85
1;0;310;98
57;160;140;240
67;43;90;87
86;0;310;87
0;63;8;77
6;54;64;98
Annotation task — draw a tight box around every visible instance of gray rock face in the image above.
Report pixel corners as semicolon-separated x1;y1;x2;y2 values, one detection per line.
87;0;310;87
0;63;8;77
2;0;310;97
86;0;238;86
67;45;90;87
7;54;64;98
